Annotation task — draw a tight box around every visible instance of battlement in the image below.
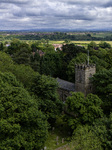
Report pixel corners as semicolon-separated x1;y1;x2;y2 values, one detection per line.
75;64;96;70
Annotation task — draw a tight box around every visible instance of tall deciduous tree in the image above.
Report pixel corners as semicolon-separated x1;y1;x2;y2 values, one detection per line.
67;53;88;82
0;72;48;150
12;47;31;65
99;41;111;49
88;41;98;50
92;68;112;114
40;52;63;77
71;125;102;150
0;42;4;51
30;74;63;124
93;113;112;150
65;92;103;130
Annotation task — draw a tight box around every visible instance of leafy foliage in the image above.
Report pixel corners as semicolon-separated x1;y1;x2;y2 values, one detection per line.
65;92;103;130
62;43;86;63
92;68;112;114
40;52;63;77
88;41;98;50
12;47;31;65
99;41;111;49
72;125;102;150
67;53;88;82
93;113;112;150
30;74;63;123
0;72;48;150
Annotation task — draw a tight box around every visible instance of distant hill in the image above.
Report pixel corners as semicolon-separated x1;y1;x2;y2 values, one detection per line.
0;27;112;32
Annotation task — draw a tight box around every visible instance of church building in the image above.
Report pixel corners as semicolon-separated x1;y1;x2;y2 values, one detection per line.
57;64;96;101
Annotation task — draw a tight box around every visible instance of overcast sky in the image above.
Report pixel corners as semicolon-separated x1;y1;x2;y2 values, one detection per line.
0;0;112;30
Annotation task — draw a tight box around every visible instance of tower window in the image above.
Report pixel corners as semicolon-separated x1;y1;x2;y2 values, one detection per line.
79;74;82;83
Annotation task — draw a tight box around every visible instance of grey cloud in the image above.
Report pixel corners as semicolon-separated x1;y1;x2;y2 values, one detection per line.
54;0;112;7
0;0;29;4
0;0;112;30
103;1;112;7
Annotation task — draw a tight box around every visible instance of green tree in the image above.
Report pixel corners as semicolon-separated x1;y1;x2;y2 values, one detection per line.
12;47;31;65
65;92;103;130
92;69;112;114
30;74;63;124
44;44;54;52
0;52;36;89
67;53;88;82
12;64;36;89
61;43;86;80
40;52;63;77
62;43;86;63
6;38;21;54
63;39;71;44
0;51;14;73
71;125;102;150
30;52;40;72
99;41;111;49
91;55;108;72
0;72;48;150
105;49;112;68
88;41;98;50
93;113;112;150
6;39;31;55
0;42;4;51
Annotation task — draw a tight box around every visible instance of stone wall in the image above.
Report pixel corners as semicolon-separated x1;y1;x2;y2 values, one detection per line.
75;64;96;95
58;88;70;102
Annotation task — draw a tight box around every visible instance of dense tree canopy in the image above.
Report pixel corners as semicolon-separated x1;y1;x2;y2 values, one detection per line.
30;74;63;123
0;72;48;150
92;68;112;114
99;41;111;49
62;43;86;63
65;92;103;130
88;41;98;50
92;113;112;150
72;125;102;150
67;53;88;82
0;38;112;149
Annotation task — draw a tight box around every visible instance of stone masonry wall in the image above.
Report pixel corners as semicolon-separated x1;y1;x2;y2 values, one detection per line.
75;64;96;95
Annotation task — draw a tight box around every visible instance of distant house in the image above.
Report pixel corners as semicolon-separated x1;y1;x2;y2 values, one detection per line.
5;44;10;47
52;44;63;51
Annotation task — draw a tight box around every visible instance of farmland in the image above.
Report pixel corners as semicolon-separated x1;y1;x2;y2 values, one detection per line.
49;40;112;47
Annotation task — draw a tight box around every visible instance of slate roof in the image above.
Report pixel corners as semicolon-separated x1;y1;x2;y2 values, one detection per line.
57;78;75;92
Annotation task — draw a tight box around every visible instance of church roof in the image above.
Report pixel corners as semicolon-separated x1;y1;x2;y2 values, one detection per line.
57;78;75;92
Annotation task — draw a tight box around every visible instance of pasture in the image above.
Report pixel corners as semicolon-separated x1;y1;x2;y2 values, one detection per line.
50;40;112;48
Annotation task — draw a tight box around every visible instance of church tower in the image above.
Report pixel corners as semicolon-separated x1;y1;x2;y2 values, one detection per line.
75;64;96;95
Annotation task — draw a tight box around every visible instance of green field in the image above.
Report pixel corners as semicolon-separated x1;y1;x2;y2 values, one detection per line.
1;39;112;49
49;40;112;48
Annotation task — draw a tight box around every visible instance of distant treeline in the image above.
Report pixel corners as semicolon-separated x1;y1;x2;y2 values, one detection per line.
2;31;112;41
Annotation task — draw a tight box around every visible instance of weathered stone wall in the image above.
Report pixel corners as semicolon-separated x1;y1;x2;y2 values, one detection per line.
75;64;96;95
58;88;70;102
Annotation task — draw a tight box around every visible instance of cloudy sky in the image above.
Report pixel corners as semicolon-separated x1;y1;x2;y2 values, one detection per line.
0;0;112;30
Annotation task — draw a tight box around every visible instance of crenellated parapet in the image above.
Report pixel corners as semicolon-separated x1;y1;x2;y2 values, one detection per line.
75;64;96;70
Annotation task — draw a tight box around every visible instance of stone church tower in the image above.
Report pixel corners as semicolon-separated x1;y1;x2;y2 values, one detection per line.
75;64;96;95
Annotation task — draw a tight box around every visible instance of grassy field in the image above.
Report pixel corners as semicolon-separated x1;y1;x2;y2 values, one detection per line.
1;39;112;46
44;129;75;150
44;130;67;150
49;40;112;48
50;40;112;45
1;39;112;49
